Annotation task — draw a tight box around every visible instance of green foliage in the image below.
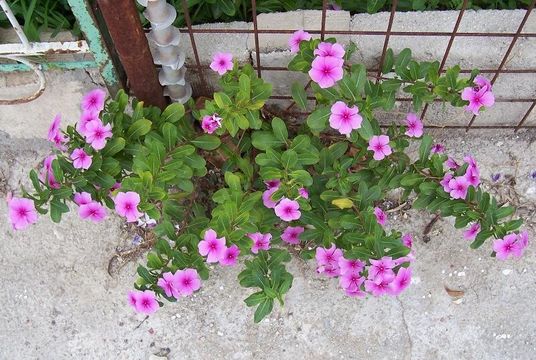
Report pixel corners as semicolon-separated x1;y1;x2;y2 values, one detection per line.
18;36;526;325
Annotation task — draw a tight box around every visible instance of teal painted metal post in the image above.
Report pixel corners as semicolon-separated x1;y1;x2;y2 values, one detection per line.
67;0;122;95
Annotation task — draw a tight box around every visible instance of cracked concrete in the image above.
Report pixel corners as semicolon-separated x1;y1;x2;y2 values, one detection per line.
1;67;536;359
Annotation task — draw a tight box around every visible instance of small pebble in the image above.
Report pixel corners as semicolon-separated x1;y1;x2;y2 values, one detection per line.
502;269;513;275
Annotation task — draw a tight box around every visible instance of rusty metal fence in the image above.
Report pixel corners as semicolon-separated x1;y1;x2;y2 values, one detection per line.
178;0;536;131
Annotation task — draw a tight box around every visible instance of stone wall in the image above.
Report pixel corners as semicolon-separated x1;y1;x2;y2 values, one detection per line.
180;10;536;127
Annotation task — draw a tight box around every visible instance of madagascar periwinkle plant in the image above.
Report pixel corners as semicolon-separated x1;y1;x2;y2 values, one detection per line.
9;30;529;323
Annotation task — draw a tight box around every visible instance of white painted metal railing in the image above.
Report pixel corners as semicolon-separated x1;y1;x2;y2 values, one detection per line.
0;0;91;104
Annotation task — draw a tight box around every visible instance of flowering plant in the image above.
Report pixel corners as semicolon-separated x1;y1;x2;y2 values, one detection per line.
9;32;528;322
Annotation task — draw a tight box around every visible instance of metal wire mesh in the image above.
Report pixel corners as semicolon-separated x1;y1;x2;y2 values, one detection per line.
178;0;536;131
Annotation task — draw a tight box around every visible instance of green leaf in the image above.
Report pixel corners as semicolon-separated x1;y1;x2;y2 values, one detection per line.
171;144;195;158
214;92;232;108
281;150;298;169
339;76;359;102
238;73;251;103
367;0;386;13
254;298;274;323
191;135;221;150
50;197;69;223
291;82;308;110
161;103;185;123
127;119;152;139
224;171;241;191
271;117;288;142
218;0;236;16
382;48;394;74
102;137;126;157
244;292;266;307
419;134;433;162
351;64;367;94
395;48;412;70
306;106;330;132
251;131;285;151
357;117;374;141
162;123;178;150
51;159;63;183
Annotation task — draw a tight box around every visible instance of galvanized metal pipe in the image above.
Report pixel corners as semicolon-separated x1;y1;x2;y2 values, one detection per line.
140;0;192;104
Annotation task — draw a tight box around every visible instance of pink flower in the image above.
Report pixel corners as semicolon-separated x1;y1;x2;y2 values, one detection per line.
210;52;233;75
440;173;453;193
308;56;344;89
338;257;364;275
70;148;92;170
111;182;122;192
367;135;392;161
463;223;481;241
316;243;343;277
85;119;112;150
345;287;366;297
402;233;413;248
463;155;477;169
40;155;60;189
77;111;99;136
364;278;391;297
394;252;416;266
198;229;226;263
201;114;222;134
127;290;139;309
298;187;309;199
369;257;396;283
158;272;180;298
274;198;301;221
281;226;304;245
249;232;272;254
445;157;459;170
461;76;495;115
339;272;364;293
47;114;67;150
114;191;143;222
493;233;520;260
288;29;311;53
314;42;345;58
131;290;159;315
516;230;529;251
8;197;38;230
464;165;480;187
329;101;362;135
79;201;107;222
262;187;279;209
265;179;280;189
175;268;201;296
448;176;469;199
374;207;387;226
388;267;412;296
431;143;445;154
219;244;240;266
81;89;106;113
74;192;92;205
404;113;423;138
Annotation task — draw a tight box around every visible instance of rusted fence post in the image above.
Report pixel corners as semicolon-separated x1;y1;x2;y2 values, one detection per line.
96;0;167;109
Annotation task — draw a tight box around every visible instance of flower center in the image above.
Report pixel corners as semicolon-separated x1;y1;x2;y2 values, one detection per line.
18;208;28;217
125;203;132;210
